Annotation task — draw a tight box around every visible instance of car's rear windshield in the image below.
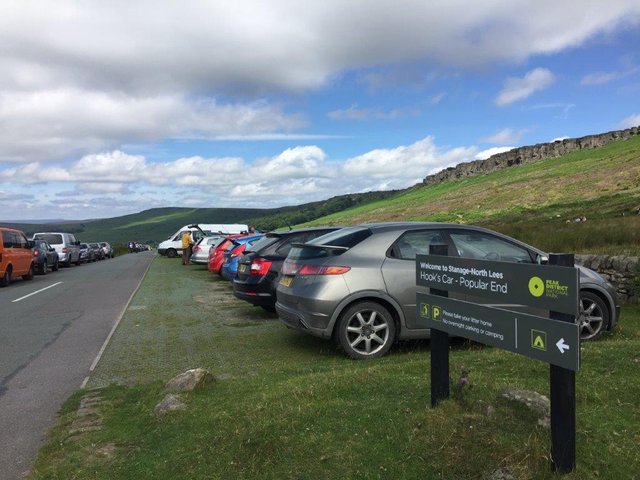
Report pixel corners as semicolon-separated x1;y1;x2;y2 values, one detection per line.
245;235;279;253
35;233;62;244
288;227;371;260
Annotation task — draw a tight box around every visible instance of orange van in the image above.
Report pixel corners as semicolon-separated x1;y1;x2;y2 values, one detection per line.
0;227;35;287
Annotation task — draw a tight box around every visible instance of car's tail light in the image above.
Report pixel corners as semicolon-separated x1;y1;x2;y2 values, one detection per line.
62;247;69;253
250;257;273;276
282;262;350;276
298;265;350;275
193;246;202;253
33;248;40;257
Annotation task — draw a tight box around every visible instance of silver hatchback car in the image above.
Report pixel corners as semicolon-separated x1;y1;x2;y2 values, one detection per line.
275;222;620;359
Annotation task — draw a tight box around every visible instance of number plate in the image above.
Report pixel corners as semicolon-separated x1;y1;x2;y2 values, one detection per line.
238;264;247;273
279;275;293;287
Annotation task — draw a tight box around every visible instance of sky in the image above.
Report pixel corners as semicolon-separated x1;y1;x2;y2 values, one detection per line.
1;1;639;221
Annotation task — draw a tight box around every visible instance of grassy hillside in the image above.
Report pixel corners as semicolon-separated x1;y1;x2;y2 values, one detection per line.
300;135;640;255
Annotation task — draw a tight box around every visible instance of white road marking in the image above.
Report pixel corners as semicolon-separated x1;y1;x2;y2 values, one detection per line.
12;282;63;303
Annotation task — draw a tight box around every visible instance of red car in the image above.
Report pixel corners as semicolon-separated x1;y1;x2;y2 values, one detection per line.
208;234;246;273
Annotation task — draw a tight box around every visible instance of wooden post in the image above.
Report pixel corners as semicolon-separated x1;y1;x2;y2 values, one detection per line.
549;253;577;473
429;244;449;407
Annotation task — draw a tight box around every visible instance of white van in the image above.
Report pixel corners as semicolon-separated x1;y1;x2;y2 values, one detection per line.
157;223;248;258
32;232;81;267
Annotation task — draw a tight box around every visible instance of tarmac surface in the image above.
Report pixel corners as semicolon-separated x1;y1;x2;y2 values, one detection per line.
0;251;155;479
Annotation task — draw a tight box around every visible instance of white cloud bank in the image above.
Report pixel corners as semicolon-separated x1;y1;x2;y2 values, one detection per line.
0;1;639;162
0;137;480;216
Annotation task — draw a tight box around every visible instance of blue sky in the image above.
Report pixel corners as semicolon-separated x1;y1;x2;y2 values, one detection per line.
0;0;639;220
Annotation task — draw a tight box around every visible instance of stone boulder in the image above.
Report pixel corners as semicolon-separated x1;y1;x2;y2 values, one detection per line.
154;394;188;416
501;387;550;428
164;368;213;393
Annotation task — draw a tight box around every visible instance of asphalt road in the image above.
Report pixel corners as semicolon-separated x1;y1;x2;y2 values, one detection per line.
0;251;155;479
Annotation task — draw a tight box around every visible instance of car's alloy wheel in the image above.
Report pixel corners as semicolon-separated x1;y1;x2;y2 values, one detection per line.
578;291;609;341
52;260;59;271
166;249;177;258
40;261;48;275
337;301;396;359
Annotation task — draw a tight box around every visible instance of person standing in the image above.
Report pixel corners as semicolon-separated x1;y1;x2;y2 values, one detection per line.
181;230;193;265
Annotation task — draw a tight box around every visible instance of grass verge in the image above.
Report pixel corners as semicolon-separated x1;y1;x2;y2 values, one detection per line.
29;257;640;479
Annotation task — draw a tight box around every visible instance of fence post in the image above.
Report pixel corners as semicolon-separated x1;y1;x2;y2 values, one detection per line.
549;253;577;473
429;244;449;407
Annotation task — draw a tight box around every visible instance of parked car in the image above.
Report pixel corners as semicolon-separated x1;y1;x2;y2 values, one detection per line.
220;235;264;281
79;243;94;263
233;227;341;312
190;235;225;264
158;223;248;258
32;239;60;274
99;242;114;258
32;232;81;267
208;234;247;274
1;227;35;286
275;222;620;359
89;242;105;260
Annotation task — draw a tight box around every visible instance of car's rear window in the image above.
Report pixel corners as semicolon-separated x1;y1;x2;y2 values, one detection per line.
288;227;372;260
246;235;279;253
35;233;62;244
308;227;371;248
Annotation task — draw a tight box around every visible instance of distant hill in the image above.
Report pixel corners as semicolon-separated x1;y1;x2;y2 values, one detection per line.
0;191;398;245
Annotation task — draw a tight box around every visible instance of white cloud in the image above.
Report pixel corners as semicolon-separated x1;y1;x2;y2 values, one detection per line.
430;93;446;105
4;1;636;93
620;113;640;128
495;68;555;106
475;147;514;160
581;71;623;86
249;146;332;180
0;2;637;165
342;137;478;189
483;128;526;144
581;66;639;85
328;105;420;121
0;90;307;163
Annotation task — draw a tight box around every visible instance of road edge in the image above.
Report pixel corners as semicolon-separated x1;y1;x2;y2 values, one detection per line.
80;254;156;389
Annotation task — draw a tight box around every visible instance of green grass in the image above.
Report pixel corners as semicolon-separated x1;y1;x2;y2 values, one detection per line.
29;258;640;479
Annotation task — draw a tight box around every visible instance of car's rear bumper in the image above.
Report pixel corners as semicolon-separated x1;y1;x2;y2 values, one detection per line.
233;277;274;307
275;300;333;338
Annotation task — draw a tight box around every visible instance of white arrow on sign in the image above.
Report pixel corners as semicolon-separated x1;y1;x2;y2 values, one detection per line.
556;338;570;354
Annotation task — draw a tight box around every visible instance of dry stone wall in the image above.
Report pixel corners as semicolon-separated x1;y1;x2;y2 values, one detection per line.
423;126;640;185
575;254;640;304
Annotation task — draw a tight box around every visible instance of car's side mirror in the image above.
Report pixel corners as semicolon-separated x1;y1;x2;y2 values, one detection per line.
536;254;549;265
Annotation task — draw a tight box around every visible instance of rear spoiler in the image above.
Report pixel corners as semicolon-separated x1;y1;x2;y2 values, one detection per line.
290;242;349;252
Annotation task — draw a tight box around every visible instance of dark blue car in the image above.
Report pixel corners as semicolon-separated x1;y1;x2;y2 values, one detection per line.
220;234;264;281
